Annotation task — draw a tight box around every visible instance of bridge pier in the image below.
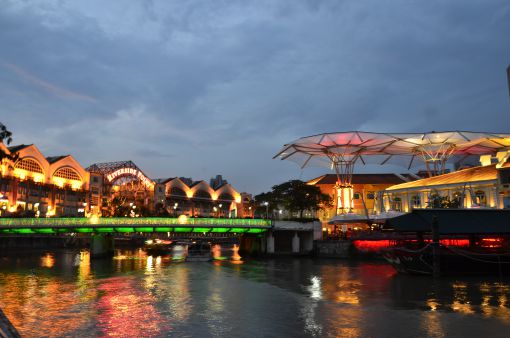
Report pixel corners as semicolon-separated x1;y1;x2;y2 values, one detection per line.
90;234;115;259
266;231;275;254
292;232;300;254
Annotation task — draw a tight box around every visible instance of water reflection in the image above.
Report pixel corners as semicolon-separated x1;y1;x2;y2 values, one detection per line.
0;250;510;337
96;276;170;337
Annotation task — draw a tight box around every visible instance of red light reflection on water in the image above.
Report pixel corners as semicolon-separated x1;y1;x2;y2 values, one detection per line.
96;276;171;337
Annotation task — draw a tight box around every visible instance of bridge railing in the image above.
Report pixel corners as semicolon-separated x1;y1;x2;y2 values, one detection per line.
0;217;272;228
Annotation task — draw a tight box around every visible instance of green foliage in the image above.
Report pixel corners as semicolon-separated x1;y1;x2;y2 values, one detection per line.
427;192;462;209
0;123;18;164
254;180;333;218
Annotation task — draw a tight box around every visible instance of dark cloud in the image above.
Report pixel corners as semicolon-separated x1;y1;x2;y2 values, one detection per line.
1;0;509;194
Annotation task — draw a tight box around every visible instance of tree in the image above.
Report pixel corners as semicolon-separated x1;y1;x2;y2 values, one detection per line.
0;123;18;164
255;180;333;218
427;192;462;209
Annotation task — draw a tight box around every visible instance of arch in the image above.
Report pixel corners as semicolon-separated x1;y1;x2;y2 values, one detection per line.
392;197;402;211
194;189;212;200
218;192;234;201
190;181;215;199
169;187;187;197
474;190;487;207
15;157;44;174
164;178;192;198
214;183;241;203
53;166;82;181
410;194;421;208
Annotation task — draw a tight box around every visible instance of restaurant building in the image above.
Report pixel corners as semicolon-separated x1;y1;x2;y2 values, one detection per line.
307;173;418;222
384;156;510;211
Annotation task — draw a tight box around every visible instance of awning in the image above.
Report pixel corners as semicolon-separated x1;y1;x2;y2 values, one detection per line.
384;209;510;234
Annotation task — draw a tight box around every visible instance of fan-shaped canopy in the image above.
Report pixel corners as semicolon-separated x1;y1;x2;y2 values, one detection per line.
274;131;510;173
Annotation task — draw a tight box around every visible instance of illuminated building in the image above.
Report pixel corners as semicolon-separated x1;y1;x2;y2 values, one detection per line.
307;173;417;222
384;158;510;211
86;161;156;216
153;177;250;218
0;144;89;217
86;161;251;218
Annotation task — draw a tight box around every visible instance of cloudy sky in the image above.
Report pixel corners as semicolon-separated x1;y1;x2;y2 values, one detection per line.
1;0;509;194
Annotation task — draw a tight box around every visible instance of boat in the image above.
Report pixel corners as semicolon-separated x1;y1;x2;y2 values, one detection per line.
381;209;510;275
144;239;173;256
186;241;212;262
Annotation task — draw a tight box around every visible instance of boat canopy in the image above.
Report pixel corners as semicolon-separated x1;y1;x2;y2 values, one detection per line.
384;209;510;234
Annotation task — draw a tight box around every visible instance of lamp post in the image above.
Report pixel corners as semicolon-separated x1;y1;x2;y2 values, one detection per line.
263;201;269;219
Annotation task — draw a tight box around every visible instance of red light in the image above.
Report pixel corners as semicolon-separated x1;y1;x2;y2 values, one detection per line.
353;240;392;252
439;239;470;247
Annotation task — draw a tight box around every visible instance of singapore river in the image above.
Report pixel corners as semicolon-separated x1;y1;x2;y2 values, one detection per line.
1;249;510;337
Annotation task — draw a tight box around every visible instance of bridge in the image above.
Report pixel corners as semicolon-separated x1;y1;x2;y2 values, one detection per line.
0;217;324;258
0;217;271;235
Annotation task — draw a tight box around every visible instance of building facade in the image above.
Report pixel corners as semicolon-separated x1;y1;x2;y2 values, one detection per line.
153;177;252;218
0;144;89;217
307;173;417;222
384;162;510;212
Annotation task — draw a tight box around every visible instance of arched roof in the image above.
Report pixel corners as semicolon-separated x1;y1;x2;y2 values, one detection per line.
10;144;50;176
87;160;153;187
190;181;215;199
49;155;87;183
215;183;240;202
164;178;192;197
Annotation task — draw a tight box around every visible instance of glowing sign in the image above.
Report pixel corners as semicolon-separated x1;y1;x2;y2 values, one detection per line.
106;168;153;187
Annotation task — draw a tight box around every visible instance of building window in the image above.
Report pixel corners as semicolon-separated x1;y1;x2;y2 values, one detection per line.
411;195;421;208
392;197;402;211
475;190;487;207
500;169;510;184
353;193;361;200
367;192;375;200
53;167;81;181
15;158;43;173
92;176;99;183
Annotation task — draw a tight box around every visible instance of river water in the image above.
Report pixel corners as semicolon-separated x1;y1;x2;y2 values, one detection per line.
0;248;510;337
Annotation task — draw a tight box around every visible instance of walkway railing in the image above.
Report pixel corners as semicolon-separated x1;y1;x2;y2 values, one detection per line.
0;217;272;234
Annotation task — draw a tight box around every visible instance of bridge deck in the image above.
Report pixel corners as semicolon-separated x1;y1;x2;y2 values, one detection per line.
0;217;272;234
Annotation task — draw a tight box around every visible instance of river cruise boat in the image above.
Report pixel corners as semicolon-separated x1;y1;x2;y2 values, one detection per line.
381;209;510;275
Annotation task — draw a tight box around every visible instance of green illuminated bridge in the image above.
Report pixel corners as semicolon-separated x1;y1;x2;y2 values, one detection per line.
0;217;272;235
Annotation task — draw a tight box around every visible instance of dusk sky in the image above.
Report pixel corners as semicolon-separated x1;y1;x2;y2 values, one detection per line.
1;0;509;194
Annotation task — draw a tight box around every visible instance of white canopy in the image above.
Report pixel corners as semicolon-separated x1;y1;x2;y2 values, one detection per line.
274;131;510;183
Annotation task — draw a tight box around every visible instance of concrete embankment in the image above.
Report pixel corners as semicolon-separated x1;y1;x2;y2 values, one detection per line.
314;240;352;258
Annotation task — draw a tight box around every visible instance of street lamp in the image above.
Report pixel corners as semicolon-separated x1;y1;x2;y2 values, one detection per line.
263;201;269;219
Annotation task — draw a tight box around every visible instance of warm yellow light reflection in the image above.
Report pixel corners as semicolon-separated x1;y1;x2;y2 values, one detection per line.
40;253;55;268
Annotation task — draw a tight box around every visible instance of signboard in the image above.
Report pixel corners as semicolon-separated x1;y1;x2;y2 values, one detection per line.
106;167;153;187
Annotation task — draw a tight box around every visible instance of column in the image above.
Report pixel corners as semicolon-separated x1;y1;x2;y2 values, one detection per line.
292;232;300;254
266;231;275;254
90;233;115;258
